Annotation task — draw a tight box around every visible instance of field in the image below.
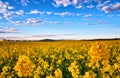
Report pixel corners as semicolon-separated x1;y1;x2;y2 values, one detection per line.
0;40;120;78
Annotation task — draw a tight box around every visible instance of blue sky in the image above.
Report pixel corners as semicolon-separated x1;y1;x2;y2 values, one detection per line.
0;0;120;40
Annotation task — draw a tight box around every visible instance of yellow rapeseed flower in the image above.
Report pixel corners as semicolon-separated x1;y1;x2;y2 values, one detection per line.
54;68;62;78
14;55;35;77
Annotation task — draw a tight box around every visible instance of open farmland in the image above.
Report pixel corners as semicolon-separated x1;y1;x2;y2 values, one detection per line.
0;40;120;78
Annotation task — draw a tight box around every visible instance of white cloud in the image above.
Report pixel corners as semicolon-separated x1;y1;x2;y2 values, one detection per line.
76;13;82;16
29;9;45;15
97;0;110;8
62;0;71;7
0;1;9;17
0;26;19;33
102;3;120;13
11;21;22;25
26;18;42;25
84;14;92;17
53;0;94;9
72;0;78;5
0;1;15;21
87;5;94;9
20;0;29;6
8;6;14;10
53;0;71;7
60;12;72;16
11;18;43;26
113;3;120;10
45;21;71;25
101;6;110;13
75;5;82;8
84;0;92;3
16;10;24;15
6;27;19;33
46;12;52;15
52;0;120;12
27;18;42;23
54;12;73;16
46;21;61;24
29;9;40;14
3;11;14;21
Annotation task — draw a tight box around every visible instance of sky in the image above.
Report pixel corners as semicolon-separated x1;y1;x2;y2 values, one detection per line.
0;0;120;40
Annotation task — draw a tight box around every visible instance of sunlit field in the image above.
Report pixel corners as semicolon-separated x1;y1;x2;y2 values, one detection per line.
0;40;120;78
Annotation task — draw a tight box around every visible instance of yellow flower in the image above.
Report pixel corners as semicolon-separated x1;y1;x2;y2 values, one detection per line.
88;42;110;67
0;66;11;78
14;55;35;77
54;69;62;78
116;55;120;63
46;75;55;78
56;59;62;65
0;48;9;59
83;71;96;78
68;61;80;78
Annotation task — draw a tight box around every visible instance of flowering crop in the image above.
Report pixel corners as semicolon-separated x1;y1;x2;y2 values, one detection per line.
0;40;120;78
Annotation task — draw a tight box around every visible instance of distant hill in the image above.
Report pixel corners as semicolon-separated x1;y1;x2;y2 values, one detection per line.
39;39;56;42
1;38;120;42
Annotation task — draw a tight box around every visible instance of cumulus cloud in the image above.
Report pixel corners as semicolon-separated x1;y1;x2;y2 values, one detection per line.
52;0;120;12
11;18;43;26
8;6;14;10
87;5;94;9
3;12;13;20
6;28;19;33
28;10;81;17
54;12;73;16
0;1;23;21
46;21;61;24
11;21;22;25
26;18;43;25
0;1;14;20
102;6;111;13
0;26;19;33
75;5;82;8
53;0;71;7
76;13;82;16
84;14;92;17
52;0;97;8
102;3;120;13
46;12;52;15
29;9;40;14
72;0;78;5
28;10;53;15
53;0;82;8
29;9;45;14
15;10;24;15
20;0;29;6
97;0;110;8
45;20;71;25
